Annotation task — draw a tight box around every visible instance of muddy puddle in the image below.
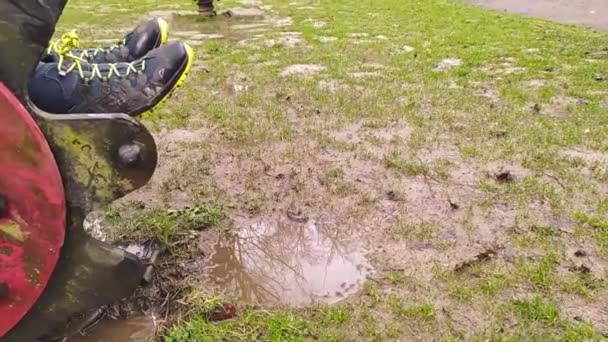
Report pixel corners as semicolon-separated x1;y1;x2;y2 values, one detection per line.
69;316;156;342
154;6;283;45
170;15;256;42
209;219;373;306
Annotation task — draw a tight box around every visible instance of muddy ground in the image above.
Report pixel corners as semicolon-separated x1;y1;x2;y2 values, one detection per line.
56;0;608;340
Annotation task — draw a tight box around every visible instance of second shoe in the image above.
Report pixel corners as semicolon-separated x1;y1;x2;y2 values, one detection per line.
43;17;169;64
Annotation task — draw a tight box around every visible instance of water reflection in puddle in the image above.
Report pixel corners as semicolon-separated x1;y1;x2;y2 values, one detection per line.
69;316;156;342
210;220;373;306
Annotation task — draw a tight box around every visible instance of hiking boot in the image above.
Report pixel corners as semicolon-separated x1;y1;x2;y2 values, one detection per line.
197;0;216;17
29;41;194;116
43;18;169;64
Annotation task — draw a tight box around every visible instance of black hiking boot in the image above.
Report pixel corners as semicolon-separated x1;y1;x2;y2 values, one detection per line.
29;41;194;116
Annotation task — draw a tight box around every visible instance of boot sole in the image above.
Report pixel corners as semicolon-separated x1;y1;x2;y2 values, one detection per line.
158;18;169;45
139;43;195;117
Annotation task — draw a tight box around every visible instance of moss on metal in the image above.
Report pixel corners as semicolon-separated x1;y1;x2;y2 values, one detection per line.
49;124;133;203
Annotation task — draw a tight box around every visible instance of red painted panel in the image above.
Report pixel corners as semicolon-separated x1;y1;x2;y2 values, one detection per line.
0;83;66;337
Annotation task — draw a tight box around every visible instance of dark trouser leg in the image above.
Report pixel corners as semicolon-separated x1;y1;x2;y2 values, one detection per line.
197;0;215;16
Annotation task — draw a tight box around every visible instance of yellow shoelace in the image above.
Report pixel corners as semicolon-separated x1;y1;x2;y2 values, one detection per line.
48;31;124;59
50;31;145;82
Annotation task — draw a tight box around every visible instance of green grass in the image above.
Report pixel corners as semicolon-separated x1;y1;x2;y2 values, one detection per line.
574;211;608;255
105;203;224;246
165;306;355;342
384;152;427;176
389;297;436;323
165;311;309;342
511;296;560;323
449;285;475;301
515;252;559;289
478;272;512;297
391;220;441;241
563;269;605;298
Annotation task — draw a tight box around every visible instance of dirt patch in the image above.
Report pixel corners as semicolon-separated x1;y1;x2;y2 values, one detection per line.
264;33;307;48
304;19;327;28
280;64;326;77
535;95;585;118
561;148;608;164
239;0;262;5
348;71;381;79
147;10;197;18
229;7;265;18
474;86;501;104
396;45;415;54
316;36;338;43
526;79;547;88
561;297;608;334
273;17;294;27
190;33;224;40
351;39;374;45
231;23;269;30
173;30;201;37
434;58;463;71
479;60;526;76
224;71;253;96
318;79;348;93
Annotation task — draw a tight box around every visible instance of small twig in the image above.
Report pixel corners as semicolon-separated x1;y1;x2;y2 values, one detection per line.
421;169;437;198
160;292;170;308
164;304;170;323
544;172;566;189
366;276;385;285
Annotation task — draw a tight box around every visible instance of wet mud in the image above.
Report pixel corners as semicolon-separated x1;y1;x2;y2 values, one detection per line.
69;316;156;342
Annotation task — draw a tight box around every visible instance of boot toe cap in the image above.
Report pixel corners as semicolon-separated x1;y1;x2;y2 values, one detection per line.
129;18;165;59
149;42;190;84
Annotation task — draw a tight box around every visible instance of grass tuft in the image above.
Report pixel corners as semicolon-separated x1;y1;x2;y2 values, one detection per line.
511;295;560;324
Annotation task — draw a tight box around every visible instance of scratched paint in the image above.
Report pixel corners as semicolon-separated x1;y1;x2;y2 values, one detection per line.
0;223;28;242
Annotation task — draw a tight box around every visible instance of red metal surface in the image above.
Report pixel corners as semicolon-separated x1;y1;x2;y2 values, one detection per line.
0;83;66;337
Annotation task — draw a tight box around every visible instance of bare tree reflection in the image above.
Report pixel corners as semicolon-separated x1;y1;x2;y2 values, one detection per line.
210;215;370;305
